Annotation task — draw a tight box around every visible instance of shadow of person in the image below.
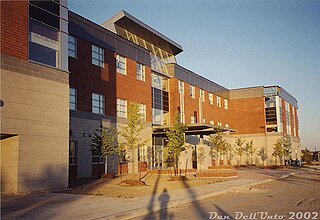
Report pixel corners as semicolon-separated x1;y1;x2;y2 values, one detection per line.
158;188;170;220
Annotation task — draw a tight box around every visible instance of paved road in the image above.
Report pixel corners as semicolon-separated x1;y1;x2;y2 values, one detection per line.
134;169;320;220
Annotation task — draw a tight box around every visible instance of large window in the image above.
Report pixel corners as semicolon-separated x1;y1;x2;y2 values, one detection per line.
68;35;77;58
117;99;127;118
28;1;63;68
136;63;145;81
190;85;195;98
69;141;77;165
29;20;59;67
69;88;77;110
92;45;104;67
92;93;105;114
116;54;126;75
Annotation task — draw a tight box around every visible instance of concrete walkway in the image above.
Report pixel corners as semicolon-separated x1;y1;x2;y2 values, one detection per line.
1;169;302;220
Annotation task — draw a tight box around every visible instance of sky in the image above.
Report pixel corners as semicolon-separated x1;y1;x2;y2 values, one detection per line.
68;0;320;150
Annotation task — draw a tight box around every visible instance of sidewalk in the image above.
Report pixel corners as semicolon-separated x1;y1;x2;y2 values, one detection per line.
1;168;302;220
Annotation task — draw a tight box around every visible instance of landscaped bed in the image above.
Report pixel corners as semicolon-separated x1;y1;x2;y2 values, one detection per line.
65;172;226;198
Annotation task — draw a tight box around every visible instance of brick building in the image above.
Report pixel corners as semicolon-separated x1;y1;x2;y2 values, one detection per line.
1;1;300;193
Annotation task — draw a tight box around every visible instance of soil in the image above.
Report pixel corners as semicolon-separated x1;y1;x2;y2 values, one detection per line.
65;172;226;198
118;179;146;186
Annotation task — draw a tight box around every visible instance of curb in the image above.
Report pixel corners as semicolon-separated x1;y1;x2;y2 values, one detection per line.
102;171;304;220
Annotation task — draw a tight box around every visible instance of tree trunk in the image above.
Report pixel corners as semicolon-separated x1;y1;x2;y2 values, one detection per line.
131;149;135;180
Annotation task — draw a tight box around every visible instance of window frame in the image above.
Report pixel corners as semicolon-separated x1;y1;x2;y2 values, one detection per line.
69;87;77;110
92;93;105;115
138;103;147;121
136;63;145;81
209;93;213;105
224;99;228;110
92;44;104;67
116;54;126;75
217;96;221;108
190;85;195;99
117;98;127;118
69;141;77;165
68;35;77;58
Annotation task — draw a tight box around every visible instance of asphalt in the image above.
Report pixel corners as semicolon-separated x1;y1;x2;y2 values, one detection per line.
1;168;303;220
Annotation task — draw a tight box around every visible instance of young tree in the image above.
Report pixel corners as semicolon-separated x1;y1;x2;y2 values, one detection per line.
208;127;226;165
165;113;187;176
257;147;268;167
301;148;312;163
282;136;292;161
234;137;246;165
226;142;234;165
118;102;147;180
272;138;284;165
90;121;117;176
244;140;255;165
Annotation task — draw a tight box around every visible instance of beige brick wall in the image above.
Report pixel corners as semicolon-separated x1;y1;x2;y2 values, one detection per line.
1;65;69;193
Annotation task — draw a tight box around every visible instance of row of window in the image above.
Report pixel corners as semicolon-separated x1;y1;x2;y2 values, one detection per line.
179;81;228;109
70;88;146;119
68;35;146;81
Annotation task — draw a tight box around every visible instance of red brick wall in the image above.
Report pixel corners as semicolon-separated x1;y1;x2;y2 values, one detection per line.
69;38;117;116
294;107;299;138
116;58;152;122
168;78;230;126
0;1;28;60
282;99;287;135
229;97;266;134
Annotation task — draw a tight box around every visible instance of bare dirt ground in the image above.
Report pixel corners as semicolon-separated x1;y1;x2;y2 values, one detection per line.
65;172;227;198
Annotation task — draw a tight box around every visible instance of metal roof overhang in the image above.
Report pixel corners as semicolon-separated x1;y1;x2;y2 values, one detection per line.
107;11;183;56
153;123;235;137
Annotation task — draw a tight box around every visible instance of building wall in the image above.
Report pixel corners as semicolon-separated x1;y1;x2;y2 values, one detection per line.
0;1;28;60
229;97;266;134
168;78;230;126
1;55;69;193
116;58;152;122
69;37;117;116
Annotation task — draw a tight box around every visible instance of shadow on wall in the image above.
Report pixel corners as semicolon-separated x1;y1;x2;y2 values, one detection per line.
1;165;72;220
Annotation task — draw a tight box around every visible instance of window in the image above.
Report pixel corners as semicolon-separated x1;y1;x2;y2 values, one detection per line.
29;20;59;67
68;35;77;58
69;88;77;110
136;63;145;81
117;99;127;118
225;124;229;128
209;93;213;105
189;85;195;98
69;141;77;165
200;89;205;102
218;122;222;127
92;45;104;67
210;121;214;125
92;148;104;164
138;103;146;120
217;96;221;108
179;80;184;94
224;99;228;110
116;54;126;75
190;116;196;124
92;93;105;114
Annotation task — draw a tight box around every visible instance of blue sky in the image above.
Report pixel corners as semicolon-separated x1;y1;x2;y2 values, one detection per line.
69;0;320;150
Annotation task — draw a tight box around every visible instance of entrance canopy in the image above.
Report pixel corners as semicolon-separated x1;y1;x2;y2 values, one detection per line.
152;123;235;137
